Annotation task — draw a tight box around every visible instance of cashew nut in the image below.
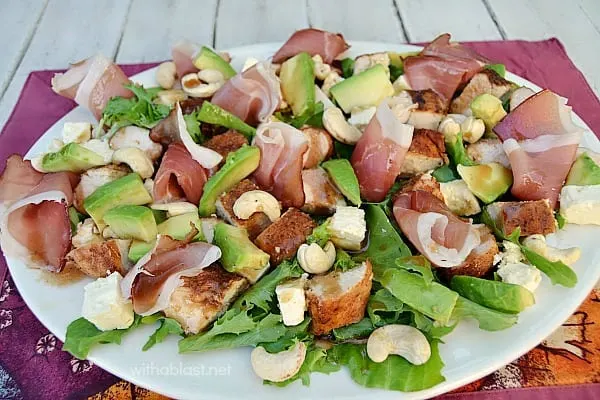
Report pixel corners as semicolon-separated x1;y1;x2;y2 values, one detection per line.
156;61;177;89
438;114;466;142
233;190;281;222
197;69;225;84
522;234;581;266
251;342;307;382
353;52;390;77
112;147;154;179
366;324;431;365
150;202;198;217
321;71;343;96
155;89;188;106
297;241;336;274
181;73;223;98
461;116;486;144
323;107;362;145
312;54;332;81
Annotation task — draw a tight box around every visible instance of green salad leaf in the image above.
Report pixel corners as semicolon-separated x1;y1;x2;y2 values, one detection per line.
485;63;506;77
197;101;256;139
332;318;375;340
556;212;567;229
395;256;434;284
451;296;518;331
328;341;445;392
269;345;341;387
334;141;354;160
333;248;358;271
432;165;459;183
306;220;331;247
141;314;184;351
367;289;405;326
321;159;362;206
521;246;577;288
260;318;312;353
389;65;404;82
446;132;476;167
450;276;535;314
340;58;355;78
276;101;325;129
183;110;204;143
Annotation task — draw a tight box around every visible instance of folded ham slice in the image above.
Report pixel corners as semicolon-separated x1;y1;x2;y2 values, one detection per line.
154;143;208;204
272;28;349;64
253;122;308;208
0;155;43;212
121;232;221;315
211;62;281;126
494;90;583;141
51;54;133;120
393;190;481;268
351;102;414;202
503;133;581;208
171;40;200;79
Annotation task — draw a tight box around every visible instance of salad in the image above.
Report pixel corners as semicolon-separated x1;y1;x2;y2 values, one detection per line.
0;28;598;392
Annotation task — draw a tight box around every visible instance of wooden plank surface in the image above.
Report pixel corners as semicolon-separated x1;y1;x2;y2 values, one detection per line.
116;0;218;63
307;0;407;42
215;0;308;49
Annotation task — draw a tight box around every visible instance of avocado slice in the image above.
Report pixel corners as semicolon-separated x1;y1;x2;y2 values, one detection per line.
280;52;316;116
192;46;236;79
213;222;270;283
457;162;512;204
84;173;152;229
128;239;155;263
330;64;394;113
321;159;361;206
451;275;534;314
41;143;105;172
471;93;507;131
104;205;158;242
198;146;260;216
196;101;256;139
566;152;600;186
157;212;202;240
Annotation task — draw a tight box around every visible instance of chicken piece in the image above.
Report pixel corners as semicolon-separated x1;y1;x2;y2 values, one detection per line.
486;199;556;236
72;218;103;248
451;69;513;114
301;127;334;169
203;130;248;160
306;261;373;335
466;138;511;169
301;168;346;215
109;126;163;161
164;264;249;334
398;173;444;202
255;208;316;266
215;179;272;240
437;225;498;280
73;165;130;213
400;129;448;176
405;89;446;130
65;239;131;278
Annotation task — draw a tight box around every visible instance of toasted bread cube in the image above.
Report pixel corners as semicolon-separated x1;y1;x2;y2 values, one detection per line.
466;138;511;169
450;69;513;114
65;239;131;278
486;200;556;236
164;264;249;334
301;127;334;169
255;208;316;266
398;172;444;202
438;225;498;280
301;168;346;215
306;261;373;335
215;179;272;240
405;89;446;130
401;129;448;176
203;130;248;160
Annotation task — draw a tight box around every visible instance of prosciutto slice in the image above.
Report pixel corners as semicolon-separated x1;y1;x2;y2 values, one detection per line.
154;143;208;204
503;133;581;208
0;155;43;211
211;62;281;126
121;233;221;315
51;54;133;120
272;28;349;64
253;122;308;208
393;190;481;268
351;103;414;202
171;40;200;78
494;90;583;141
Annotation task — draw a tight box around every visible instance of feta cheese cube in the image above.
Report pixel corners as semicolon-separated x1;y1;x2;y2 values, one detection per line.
439;179;481;216
329;206;366;250
63;122;92;144
82;272;134;331
493;240;525;267
497;261;542;293
560;185;600;225
276;274;308;326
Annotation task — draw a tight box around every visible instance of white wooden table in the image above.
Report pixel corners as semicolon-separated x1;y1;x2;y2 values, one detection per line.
1;0;599;131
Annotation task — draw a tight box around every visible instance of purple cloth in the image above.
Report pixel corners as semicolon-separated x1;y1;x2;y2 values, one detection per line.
0;39;598;399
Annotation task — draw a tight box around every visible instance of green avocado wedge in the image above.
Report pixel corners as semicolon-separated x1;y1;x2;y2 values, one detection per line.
457;162;512;203
104;205;158;242
321;159;361;206
280;52;316;116
41;143;105;173
192;46;236;79
330;64;394;113
566;152;600;186
450;275;535;314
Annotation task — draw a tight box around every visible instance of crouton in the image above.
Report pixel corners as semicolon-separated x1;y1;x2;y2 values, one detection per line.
203;130;248;160
301;168;346;215
302;127;334;169
466;138;511;169
438;224;498;280
398;172;444;202
164;264;249;334
65;239;131;278
486;199;556;236
405;89;446;130
450;69;513;114
73;165;130;214
306;261;373;335
255;208;316;266
401;129;448;176
215;179;272;240
109;126;163;161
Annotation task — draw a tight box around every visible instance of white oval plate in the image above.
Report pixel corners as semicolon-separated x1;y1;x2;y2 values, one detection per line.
6;42;600;400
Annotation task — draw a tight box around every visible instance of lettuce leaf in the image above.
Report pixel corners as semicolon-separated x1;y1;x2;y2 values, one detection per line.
451;296;517;331
102;84;170;132
395;256;434;284
450;275;534;314
260;318;312;353
446;132;476;167
275;102;325;129
269;346;341;387
432;165;459;183
141;314;184;351
322;159;362;206
332;318;375;340
367;289;405;326
333;248;358;271
306;220;331;247
340;58;355;78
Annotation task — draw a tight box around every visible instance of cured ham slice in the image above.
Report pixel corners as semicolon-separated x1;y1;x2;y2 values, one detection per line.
503;133;581;208
393;190;481;268
351;103;414;202
171;40;200;78
494;90;583;141
0;155;43;211
421;33;489;66
272;28;349;64
149;98;205;146
154;143;208;204
211;62;281;126
51;54;133;120
121;232;221;315
253;122;308;208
